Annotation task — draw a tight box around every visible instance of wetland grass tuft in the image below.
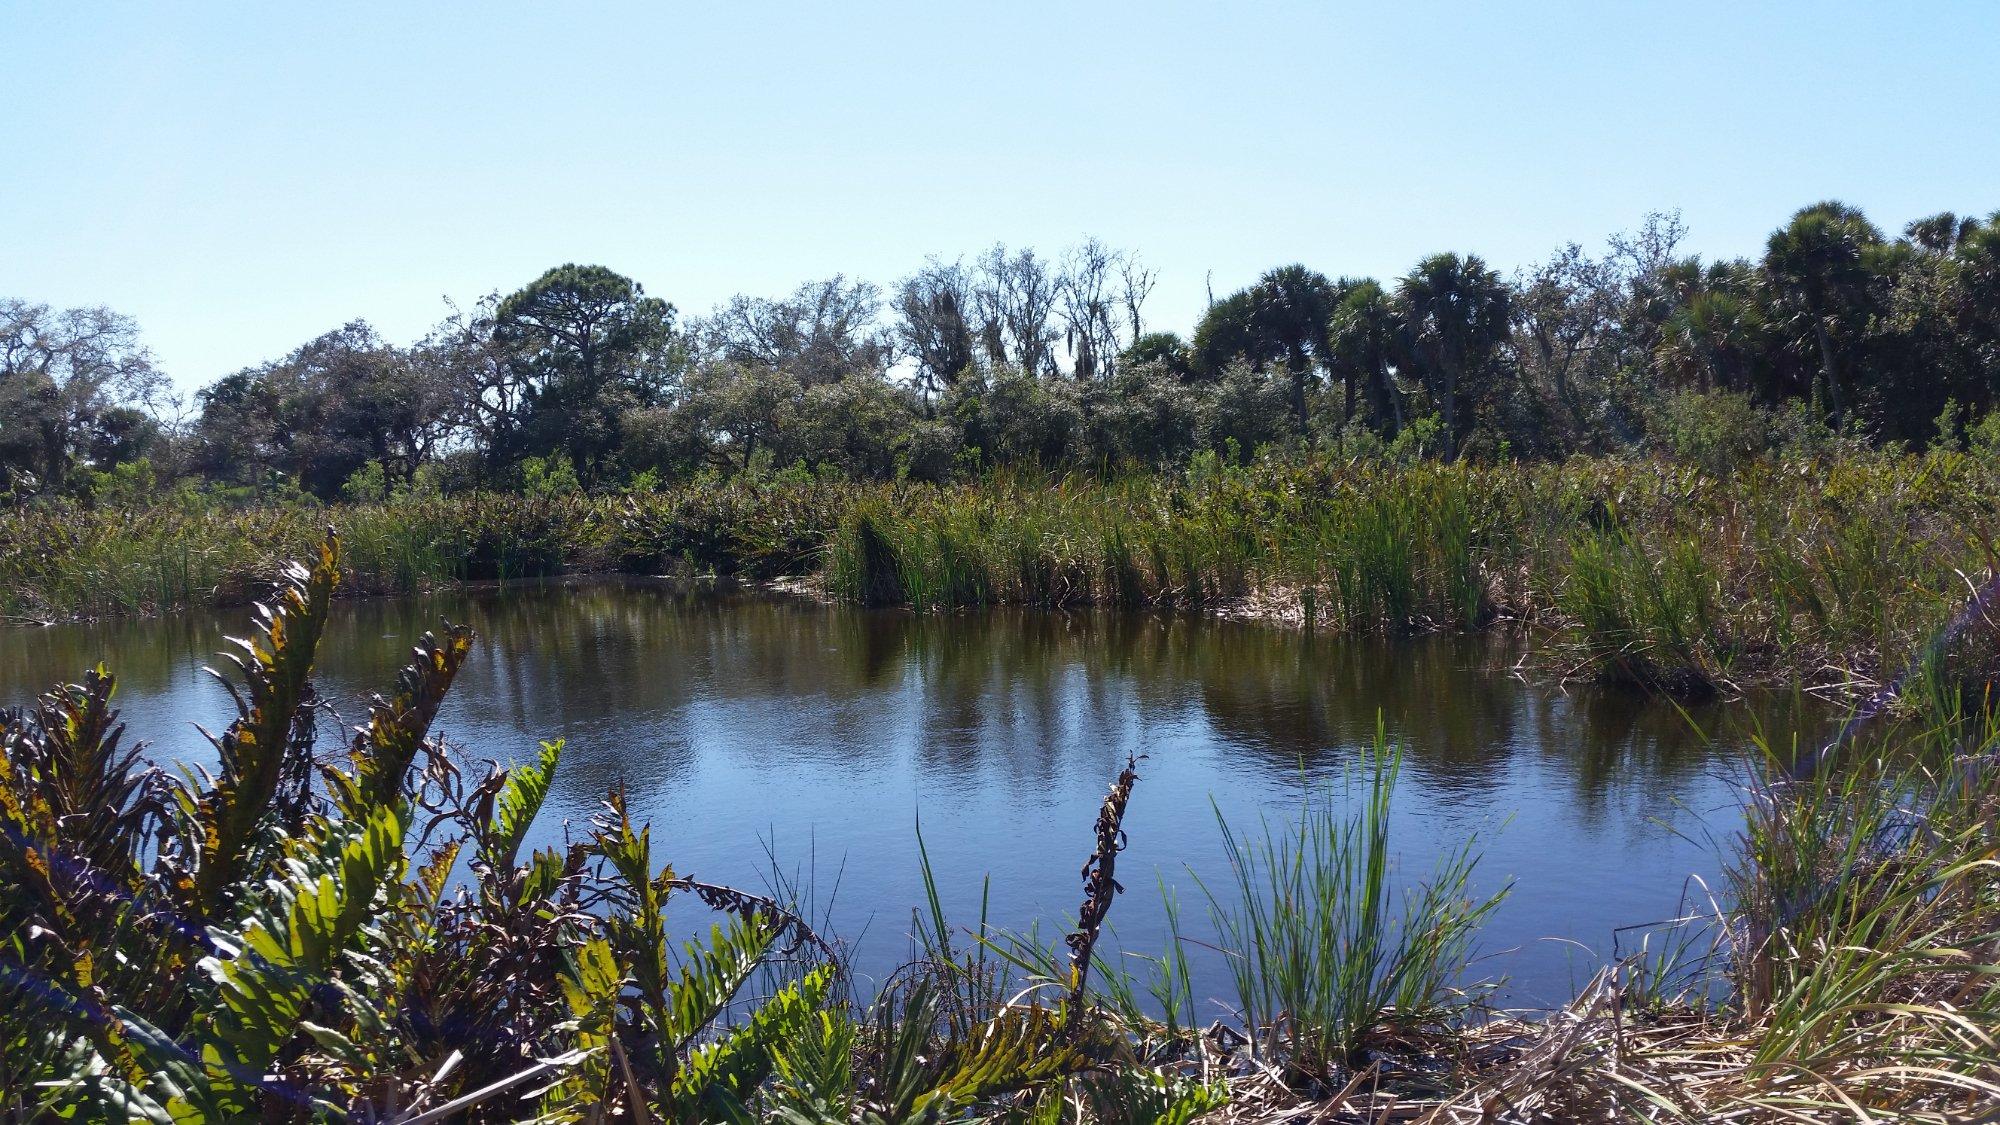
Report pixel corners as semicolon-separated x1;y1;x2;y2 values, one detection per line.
1200;726;1508;1083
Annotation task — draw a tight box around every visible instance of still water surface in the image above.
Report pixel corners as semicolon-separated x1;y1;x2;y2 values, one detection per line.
0;582;1824;1011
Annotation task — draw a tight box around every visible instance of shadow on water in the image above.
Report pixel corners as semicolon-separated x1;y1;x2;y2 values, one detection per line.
0;581;1829;1009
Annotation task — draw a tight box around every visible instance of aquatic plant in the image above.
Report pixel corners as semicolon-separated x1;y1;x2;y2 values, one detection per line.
1199;730;1508;1084
9;450;1991;700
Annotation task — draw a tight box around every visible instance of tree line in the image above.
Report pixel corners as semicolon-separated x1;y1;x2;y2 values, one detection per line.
6;200;2000;502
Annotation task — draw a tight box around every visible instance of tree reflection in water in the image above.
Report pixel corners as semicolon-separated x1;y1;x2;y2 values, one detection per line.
0;580;1824;1009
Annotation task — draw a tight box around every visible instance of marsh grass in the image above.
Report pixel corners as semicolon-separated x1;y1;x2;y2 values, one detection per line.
4;451;1994;697
1560;516;1724;692
1199;727;1508;1085
1724;722;2000;1102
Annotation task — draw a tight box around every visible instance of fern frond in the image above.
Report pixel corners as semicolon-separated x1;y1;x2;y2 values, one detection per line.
594;783;679;1060
3;665;158;883
671;963;835;1118
156;801;408;1117
541;935;623;1118
769;1008;857;1124
661;918;779;1054
1079;1067;1229;1125
334;622;474;815
184;530;341;925
0;758;153;1092
932;1005;1084;1107
476;738;562;878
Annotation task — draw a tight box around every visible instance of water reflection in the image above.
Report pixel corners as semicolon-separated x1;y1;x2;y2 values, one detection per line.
0;582;1827;1009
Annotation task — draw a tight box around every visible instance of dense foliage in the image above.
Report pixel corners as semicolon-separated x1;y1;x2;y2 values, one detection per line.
7;203;2000;504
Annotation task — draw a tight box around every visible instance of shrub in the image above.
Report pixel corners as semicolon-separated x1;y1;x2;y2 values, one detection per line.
1648;389;1771;473
340;459;389;502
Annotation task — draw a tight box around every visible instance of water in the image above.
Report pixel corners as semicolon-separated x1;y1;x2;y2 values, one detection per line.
0;581;1822;1012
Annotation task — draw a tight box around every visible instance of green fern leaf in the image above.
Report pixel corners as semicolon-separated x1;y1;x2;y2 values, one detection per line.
672;964;835;1116
480;738;562;877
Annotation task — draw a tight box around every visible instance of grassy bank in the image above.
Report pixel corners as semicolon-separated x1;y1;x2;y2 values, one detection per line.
6;534;1996;1122
4;451;1996;693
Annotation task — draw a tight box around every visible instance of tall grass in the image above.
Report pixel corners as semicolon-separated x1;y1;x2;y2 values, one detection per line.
1200;726;1508;1083
5;449;1994;694
1710;716;2000;1117
1560;515;1723;692
1441;675;2000;1119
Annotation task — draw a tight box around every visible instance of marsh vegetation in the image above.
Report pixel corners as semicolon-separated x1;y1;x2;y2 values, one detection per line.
4;536;1996;1122
7;448;1994;701
6;198;2000;1121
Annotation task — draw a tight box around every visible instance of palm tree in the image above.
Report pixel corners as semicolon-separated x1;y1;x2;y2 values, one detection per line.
1904;211;1981;256
1189;266;1338;435
1396;253;1510;459
1328;279;1404;433
1251;265;1338;434
1657;286;1764;394
1190;289;1263;380
1762;201;1885;427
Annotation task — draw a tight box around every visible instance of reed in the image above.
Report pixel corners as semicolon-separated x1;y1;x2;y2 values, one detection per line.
5;449;1995;698
1198;727;1508;1084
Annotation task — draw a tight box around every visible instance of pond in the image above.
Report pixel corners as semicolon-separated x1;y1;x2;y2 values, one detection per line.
0;581;1825;1012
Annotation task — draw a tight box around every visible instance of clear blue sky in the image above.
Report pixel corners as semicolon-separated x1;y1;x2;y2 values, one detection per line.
5;1;1997;394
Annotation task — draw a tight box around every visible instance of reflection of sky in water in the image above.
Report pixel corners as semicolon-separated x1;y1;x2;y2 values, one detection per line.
0;583;1824;1011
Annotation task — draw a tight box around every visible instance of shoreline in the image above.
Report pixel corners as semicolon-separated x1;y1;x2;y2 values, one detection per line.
4;454;1989;704
6;562;1884;705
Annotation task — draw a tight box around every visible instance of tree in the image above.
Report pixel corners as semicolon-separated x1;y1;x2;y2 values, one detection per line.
1878;212;2000;439
1118;332;1194;382
1191;267;1338;433
0;301;164;493
191;367;287;488
193;321;448;497
1655;278;1767;395
893;259;978;400
1328;280;1404;433
1091;361;1204;465
1203;360;1300;457
414;294;523;482
894;240;1150;398
1509;243;1626;447
1397;253;1511;459
494;264;681;481
788;375;924;477
1253;265;1340;434
1761;201;1888;427
1905;212;1979;256
701;275;891;385
946;365;1085;467
640;362;798;475
971;245;1061;377
1191;290;1264;380
1057;238;1154;382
